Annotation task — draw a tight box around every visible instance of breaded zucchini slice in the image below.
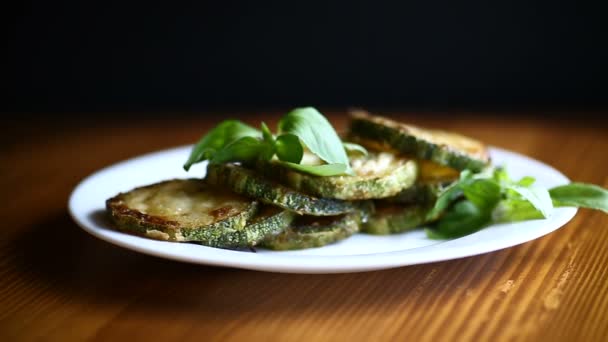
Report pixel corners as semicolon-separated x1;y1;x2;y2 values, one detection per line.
257;151;418;200
240;207;297;247
361;203;430;235
260;211;363;250
205;163;357;216
348;110;490;172
106;179;259;247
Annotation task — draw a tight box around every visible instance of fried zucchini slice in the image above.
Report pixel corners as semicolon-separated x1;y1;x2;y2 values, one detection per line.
239;207;297;247
260;211;362;250
106;179;259;246
205;163;356;216
190;206;296;248
362;204;430;235
257;151;418;200
348;110;490;172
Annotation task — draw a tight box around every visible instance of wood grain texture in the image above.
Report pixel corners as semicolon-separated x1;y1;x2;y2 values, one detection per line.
1;112;607;342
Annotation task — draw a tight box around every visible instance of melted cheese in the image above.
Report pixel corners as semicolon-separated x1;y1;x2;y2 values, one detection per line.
418;160;460;181
350;152;403;177
122;180;250;226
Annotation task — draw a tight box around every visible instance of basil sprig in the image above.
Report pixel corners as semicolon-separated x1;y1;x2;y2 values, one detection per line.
183;120;261;171
426;167;608;239
550;183;608;213
183;107;365;176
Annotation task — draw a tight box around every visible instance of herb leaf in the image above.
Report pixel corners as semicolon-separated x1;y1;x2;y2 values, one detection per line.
508;185;553;218
211;136;271;164
259;122;277;160
275;133;303;164
278;107;354;175
343;142;368;156
462;179;501;211
550;183;608;213
280;162;347;177
426;182;462;221
492;198;544;223
260;122;275;145
184;120;260;170
426;168;557;238
517;176;536;187
434;200;491;238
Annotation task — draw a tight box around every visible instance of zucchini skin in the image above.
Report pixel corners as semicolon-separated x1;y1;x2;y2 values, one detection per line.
205;163;357;216
348;110;490;172
260;211;362;250
257;152;418;200
362;204;430;235
239;207;296;247
183;207;296;248
106;179;260;247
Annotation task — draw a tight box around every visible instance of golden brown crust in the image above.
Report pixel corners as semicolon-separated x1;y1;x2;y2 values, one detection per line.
350;110;490;165
105;179;257;242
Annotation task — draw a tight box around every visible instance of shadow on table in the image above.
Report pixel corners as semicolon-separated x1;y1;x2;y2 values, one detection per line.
9;210;508;317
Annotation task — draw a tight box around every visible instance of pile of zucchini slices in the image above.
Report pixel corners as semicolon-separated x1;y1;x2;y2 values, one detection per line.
106;110;490;250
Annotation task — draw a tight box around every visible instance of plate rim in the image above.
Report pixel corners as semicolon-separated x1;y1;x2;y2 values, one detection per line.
68;145;578;273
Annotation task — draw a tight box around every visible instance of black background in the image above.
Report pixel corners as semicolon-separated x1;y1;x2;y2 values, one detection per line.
6;1;608;117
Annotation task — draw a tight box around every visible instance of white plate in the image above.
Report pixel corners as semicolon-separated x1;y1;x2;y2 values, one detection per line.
68;146;577;274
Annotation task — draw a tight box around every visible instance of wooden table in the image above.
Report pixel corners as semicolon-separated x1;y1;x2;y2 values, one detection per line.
2;112;607;341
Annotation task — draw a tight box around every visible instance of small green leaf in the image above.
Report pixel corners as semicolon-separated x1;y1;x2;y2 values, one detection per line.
184;120;260;170
343;142;368;156
211;136;270;164
426;182;462;221
425;228;450;240
434;200;490;238
426;170;476;221
460;169;474;182
462;179;501;211
276;133;303;164
508;185;553;218
492;167;510;184
260;122;275;145
550;183;608;213
278;107;354;175
280;162;347;176
492;199;544;223
423;165;607;240
516;176;536;187
259;122;277;160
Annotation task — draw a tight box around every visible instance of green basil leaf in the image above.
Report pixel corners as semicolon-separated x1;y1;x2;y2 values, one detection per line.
460;169;474;182
508;185;553;218
426;169;476;221
260;122;275;145
259;122;277;160
492;166;510;184
425;228;451;240
425;167;607;240
211;136;270;164
426;182;462;221
516;176;536;187
280;162;347;176
492;199;544;223
343;142;368;156
278;107;354;175
550;183;608;213
462;179;501;211
434;200;491;238
184;120;260;170
276;133;303;164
